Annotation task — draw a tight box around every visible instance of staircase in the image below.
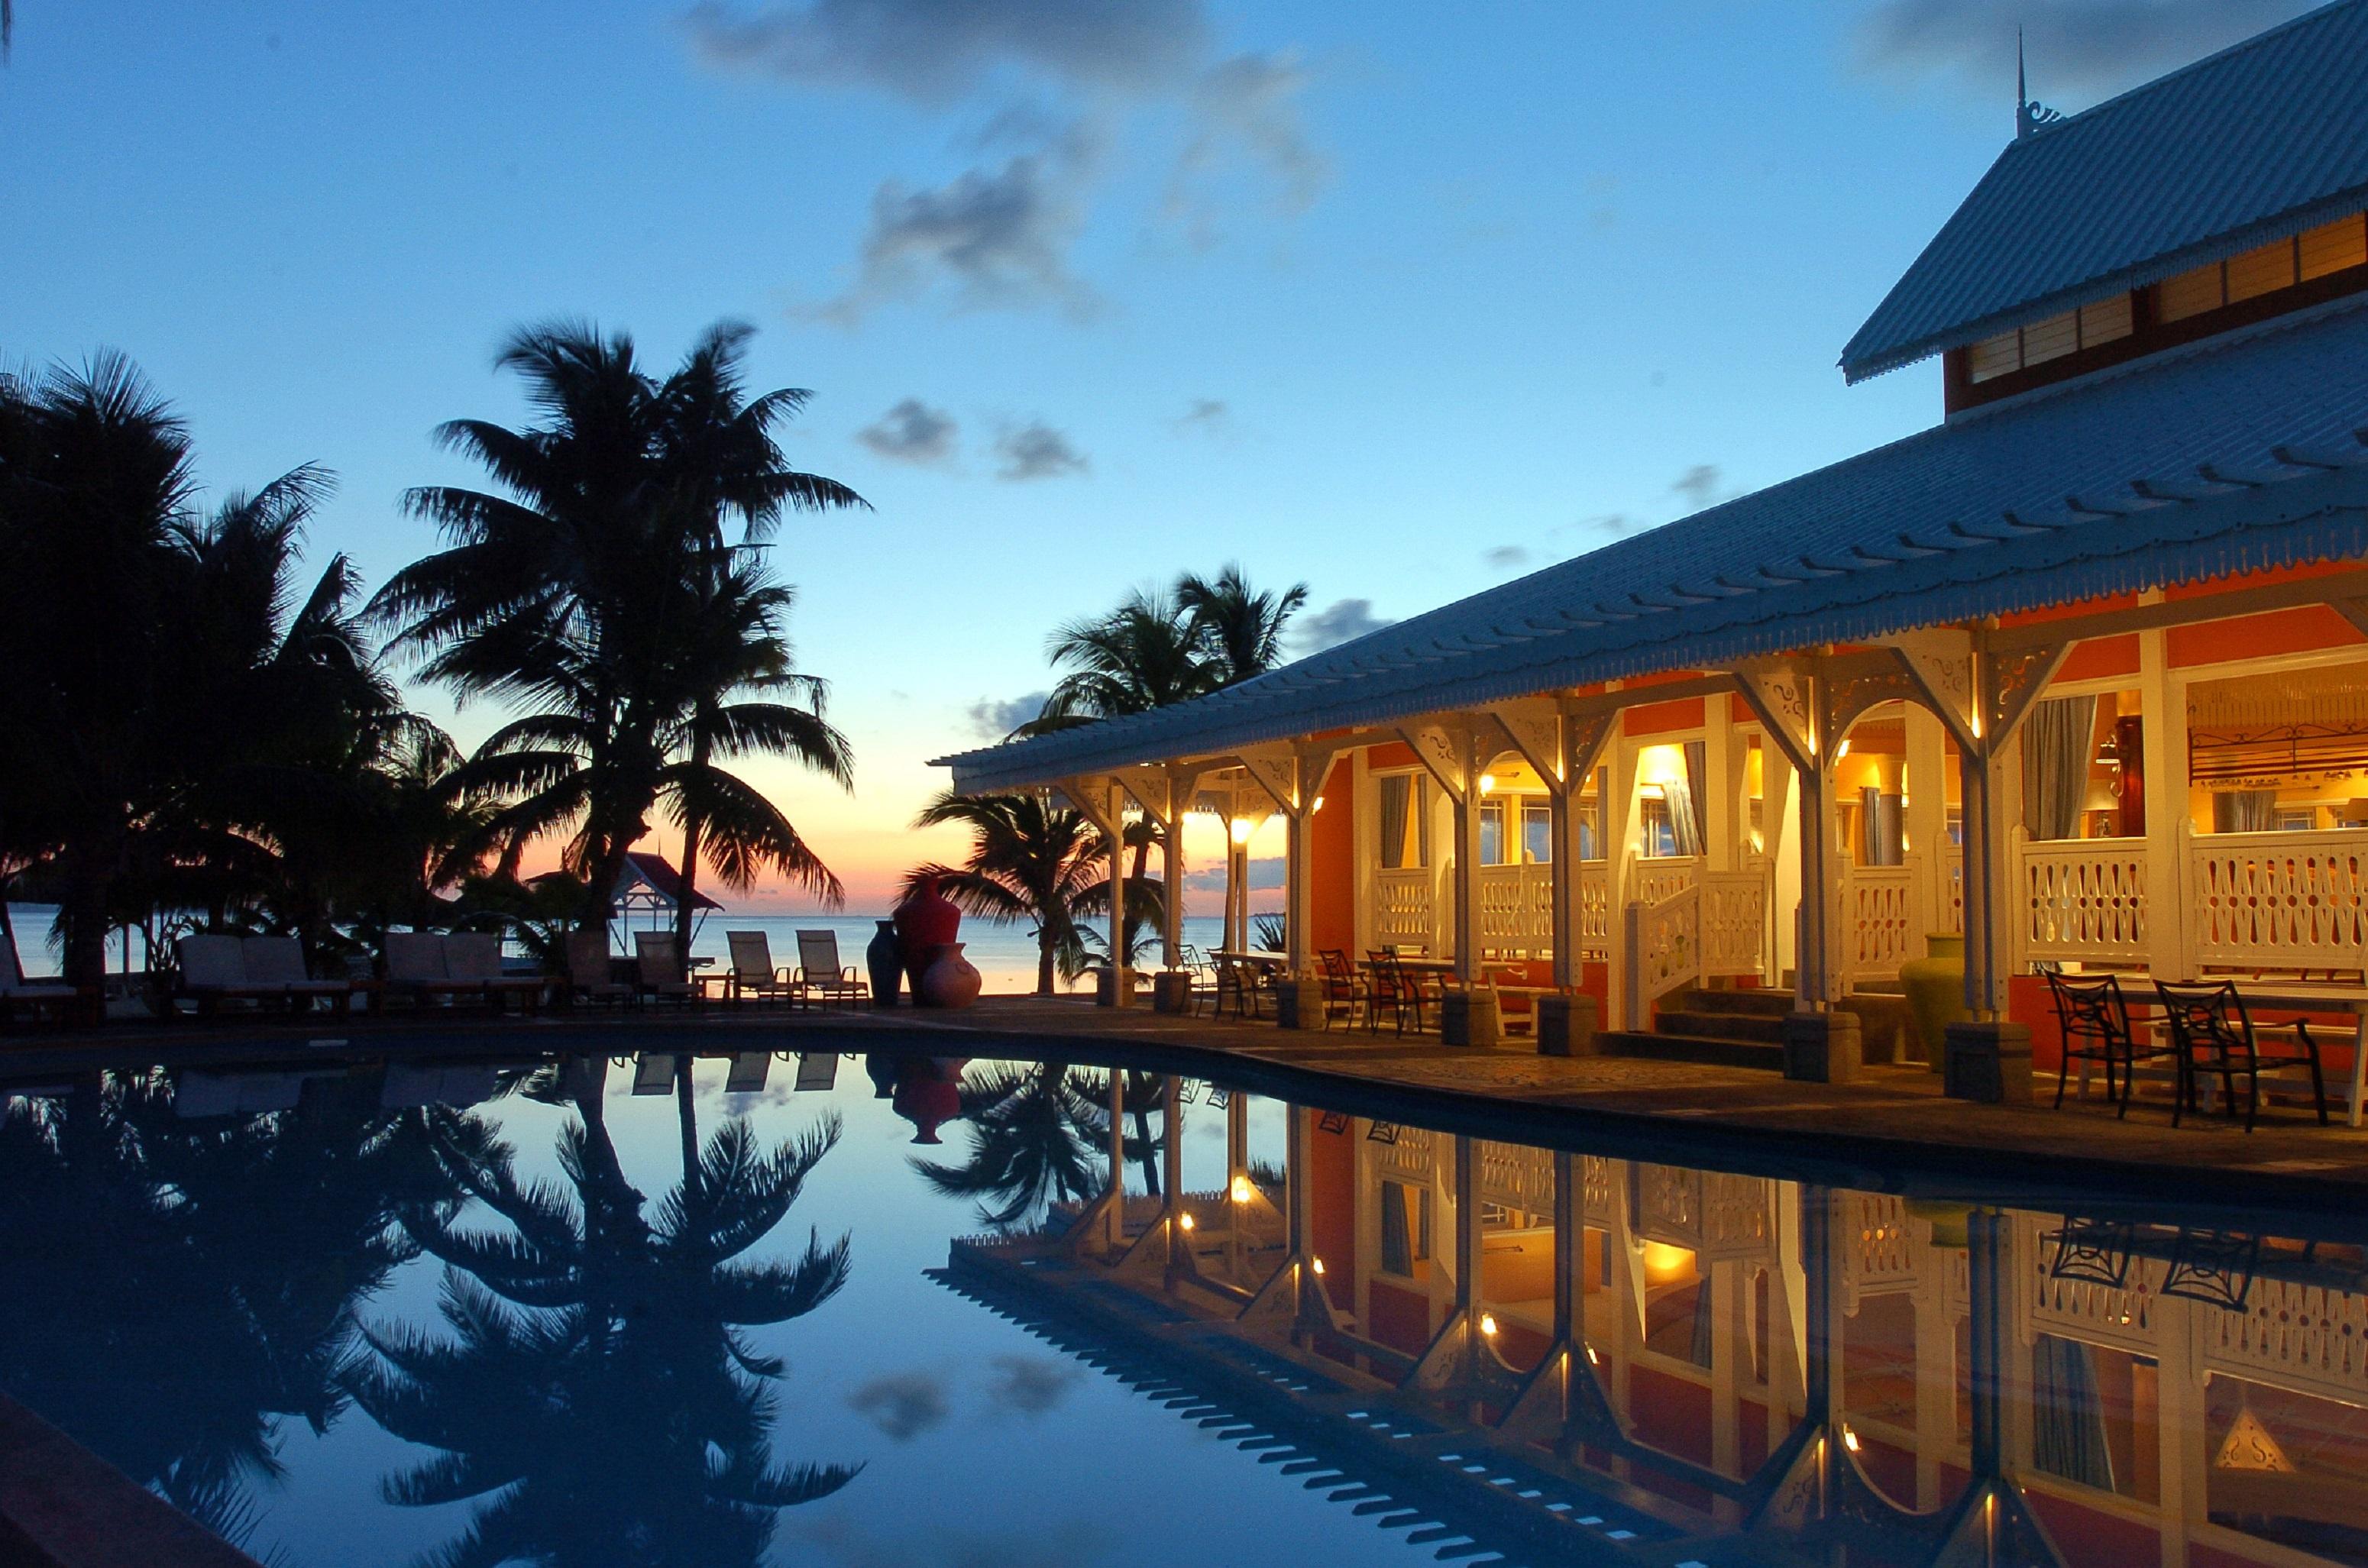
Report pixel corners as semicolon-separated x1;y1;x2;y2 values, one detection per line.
1598;986;1918;1072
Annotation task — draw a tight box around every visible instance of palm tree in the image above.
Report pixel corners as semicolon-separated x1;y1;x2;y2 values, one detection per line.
906;790;1110;994
1027;587;1213;734
1176;562;1309;686
663;554;852;952
345;1065;859;1566
370;320;865;927
910;1061;1105;1228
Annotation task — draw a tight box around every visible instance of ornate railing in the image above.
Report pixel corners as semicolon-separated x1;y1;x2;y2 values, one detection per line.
2204;1275;2368;1405
1477;1140;1555;1218
1577;866;1609;960
1944;849;1964;934
1632;856;1700;907
2018;836;2147;965
1630;1164;1771;1261
1624;865;1768;1023
2189;827;2368;972
1843;865;1915;982
1376;868;1434;949
1476;862;1552;952
1841;1193;1917;1308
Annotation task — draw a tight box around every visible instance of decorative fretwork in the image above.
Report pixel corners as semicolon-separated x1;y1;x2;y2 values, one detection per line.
1475;862;1552;950
1842;1193;1918;1309
2020;838;2147;962
2204;1273;2368;1405
2189;829;2368;971
1844;865;1915;981
1630;1163;1771;1261
2031;1216;2157;1356
1477;1140;1555;1219
1376;868;1435;948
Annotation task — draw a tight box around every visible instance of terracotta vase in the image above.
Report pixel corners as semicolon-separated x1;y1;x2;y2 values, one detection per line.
1899;932;1969;1072
920;942;983;1010
895;878;962;1004
865;920;903;1007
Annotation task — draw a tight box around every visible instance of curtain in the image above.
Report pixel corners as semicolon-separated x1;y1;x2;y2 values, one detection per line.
1862;787;1904;865
1687;1279;1715;1368
1379;774;1411;869
1681;740;1708;854
2031;1334;2117;1493
2214;790;2279;832
2022;696;2098;841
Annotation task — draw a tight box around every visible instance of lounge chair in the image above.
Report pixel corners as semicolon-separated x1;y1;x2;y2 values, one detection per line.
445;933;547;1013
724;930;801;1007
633;931;700;1007
176;933;319;1017
240;936;355;1016
724;1052;773;1094
383;932;487;1009
632;1052;679;1094
794;930;868;1008
565;930;634;1008
794;1052;841;1091
1;927;82;1027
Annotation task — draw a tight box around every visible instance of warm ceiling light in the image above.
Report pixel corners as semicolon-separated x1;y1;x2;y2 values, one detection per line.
1835;739;1852;761
1179;1212;1196;1232
1312;795;1325;813
1842;1426;1862;1453
1311;1256;1325;1275
1230;820;1253;844
1479;773;1498;794
1229;1174;1254;1204
1478;1312;1499;1337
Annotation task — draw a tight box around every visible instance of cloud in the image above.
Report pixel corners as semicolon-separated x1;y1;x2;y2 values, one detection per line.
683;0;1209;104
966;690;1048;739
1483;545;1529;571
1296;596;1394;653
847;1371;951;1441
857;397;959;464
1854;0;2311;99
996;421;1088;480
1172;397;1228;433
984;1354;1082;1416
1671;464;1725;512
818;151;1097;322
1181;855;1283;891
1166;51;1329;240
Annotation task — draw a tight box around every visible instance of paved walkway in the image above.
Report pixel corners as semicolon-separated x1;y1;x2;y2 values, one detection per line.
7;991;2367;1217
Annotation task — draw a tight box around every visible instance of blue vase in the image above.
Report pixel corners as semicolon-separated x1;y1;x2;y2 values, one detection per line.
865;920;903;1007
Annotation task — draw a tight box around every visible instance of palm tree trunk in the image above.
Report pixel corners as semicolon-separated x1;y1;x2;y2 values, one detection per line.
674;1057;702;1205
673;730;712;955
1037;926;1057;997
59;830;117;992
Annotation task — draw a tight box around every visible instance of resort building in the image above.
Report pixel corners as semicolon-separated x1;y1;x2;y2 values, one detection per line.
936;2;2368;1097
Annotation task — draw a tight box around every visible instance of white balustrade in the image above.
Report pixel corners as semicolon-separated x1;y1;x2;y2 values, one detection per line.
1376;868;1435;949
1842;1193;1917;1308
2019;836;2148;965
1475;862;1554;952
2204;1275;2368;1405
1843;865;1915;981
2189;827;2368;972
1477;1140;1555;1217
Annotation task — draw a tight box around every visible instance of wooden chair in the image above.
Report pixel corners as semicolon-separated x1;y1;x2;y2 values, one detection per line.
633;932;700;1007
724;930;802;1007
1315;949;1367;1031
794;930;869;1007
565;930;633;1008
2044;972;2168;1116
445;932;547;1013
2153;980;2329;1132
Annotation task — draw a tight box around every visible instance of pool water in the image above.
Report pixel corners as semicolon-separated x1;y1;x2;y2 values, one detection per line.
4;1045;2366;1567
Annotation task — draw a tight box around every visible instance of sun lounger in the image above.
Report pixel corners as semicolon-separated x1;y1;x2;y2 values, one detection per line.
723;930;801;1006
794;930;868;1008
794;1052;840;1091
444;932;547;1013
240;936;354;1015
171;1069;337;1118
633;932;699;1007
724;1052;773;1094
383;932;489;1008
379;1062;503;1110
565;930;634;1007
632;1052;678;1094
1;927;82;1027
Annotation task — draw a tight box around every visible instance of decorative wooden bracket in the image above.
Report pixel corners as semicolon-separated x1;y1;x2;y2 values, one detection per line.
1396;722;1470;804
1731;663;1818;776
1481;700;1564;792
1231;745;1305;816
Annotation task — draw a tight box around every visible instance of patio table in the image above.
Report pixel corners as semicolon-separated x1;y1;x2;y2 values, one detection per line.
2091;975;2368;1126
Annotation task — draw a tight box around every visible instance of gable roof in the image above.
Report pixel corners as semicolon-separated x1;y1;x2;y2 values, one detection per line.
613;851;723;911
938;296;2368;794
1840;0;2368;383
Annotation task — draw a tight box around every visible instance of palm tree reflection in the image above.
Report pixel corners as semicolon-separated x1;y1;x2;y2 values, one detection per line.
911;1062;1165;1229
345;1056;858;1566
0;1069;451;1548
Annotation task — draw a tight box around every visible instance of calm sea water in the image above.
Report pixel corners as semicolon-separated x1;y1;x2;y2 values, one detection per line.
4;906;1238;997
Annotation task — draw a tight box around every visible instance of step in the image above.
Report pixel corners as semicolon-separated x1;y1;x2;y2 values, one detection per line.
1673;987;1792;1017
1653;1008;1786;1045
1598;1029;1786;1070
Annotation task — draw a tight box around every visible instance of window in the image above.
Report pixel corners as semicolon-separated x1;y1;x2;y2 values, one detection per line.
1522;803;1553;864
1376;773;1429;869
1638;791;1680;858
1966;293;2137;383
2302;213;2368;280
1478;800;1506;866
2158;214;2368;324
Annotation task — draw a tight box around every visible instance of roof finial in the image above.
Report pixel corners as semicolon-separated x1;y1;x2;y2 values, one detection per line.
2016;27;2028;137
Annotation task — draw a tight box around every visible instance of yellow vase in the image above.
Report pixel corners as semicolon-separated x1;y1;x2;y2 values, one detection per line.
1898;933;1968;1072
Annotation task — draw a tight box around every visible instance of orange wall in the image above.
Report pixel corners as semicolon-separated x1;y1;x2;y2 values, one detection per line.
1310;1114;1356;1285
2057;633;2138;682
1312;756;1355;955
2170;603;2363;665
1624;696;1705;736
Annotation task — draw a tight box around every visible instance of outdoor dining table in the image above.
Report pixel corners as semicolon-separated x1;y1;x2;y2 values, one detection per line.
2094;975;2368;1126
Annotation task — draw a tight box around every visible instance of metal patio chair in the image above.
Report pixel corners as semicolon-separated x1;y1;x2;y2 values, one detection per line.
2153;979;2329;1133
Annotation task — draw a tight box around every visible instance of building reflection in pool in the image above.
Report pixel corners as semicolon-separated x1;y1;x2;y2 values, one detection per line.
933;1070;2368;1567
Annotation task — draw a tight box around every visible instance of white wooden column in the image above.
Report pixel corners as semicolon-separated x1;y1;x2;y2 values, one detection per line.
1604;720;1638;1024
1704;695;1737;874
1351;749;1376;959
2139;623;2192;981
1904;704;1949;945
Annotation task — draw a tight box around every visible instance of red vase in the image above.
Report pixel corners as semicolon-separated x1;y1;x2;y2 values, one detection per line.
895;878;962;1003
920;943;982;1009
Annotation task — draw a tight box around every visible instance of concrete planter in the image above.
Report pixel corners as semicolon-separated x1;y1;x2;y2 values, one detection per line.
1781;1010;1862;1083
1092;966;1132;1008
1150;970;1192;1013
1440;990;1501;1048
1535;992;1601;1057
1275;975;1325;1030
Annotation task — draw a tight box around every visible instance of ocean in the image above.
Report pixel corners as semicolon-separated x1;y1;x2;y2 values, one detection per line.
5;905;1239;997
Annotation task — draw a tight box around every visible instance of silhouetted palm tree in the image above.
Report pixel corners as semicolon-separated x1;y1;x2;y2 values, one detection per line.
1177;562;1308;686
911;1061;1105;1228
907;791;1105;994
345;1062;858;1566
1027;587;1213;733
370;320;865;926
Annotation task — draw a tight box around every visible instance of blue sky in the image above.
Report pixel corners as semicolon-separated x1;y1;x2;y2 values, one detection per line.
0;0;2315;907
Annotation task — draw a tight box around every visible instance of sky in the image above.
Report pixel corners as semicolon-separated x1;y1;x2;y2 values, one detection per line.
0;0;2320;913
